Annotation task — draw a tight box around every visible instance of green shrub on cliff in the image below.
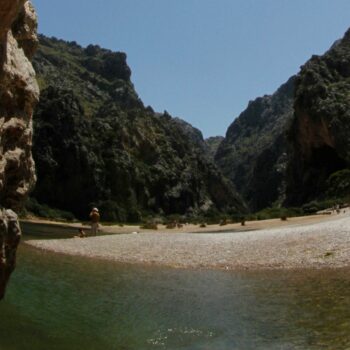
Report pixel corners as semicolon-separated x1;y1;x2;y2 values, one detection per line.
301;199;341;214
25;198;76;221
254;207;303;220
326;169;350;199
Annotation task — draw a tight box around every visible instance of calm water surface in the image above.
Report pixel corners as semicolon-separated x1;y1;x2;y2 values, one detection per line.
1;225;350;349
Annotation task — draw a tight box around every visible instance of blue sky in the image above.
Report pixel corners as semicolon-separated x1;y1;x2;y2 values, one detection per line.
32;0;350;137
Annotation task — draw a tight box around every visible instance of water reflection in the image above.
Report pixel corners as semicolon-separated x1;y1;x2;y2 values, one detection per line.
1;234;350;349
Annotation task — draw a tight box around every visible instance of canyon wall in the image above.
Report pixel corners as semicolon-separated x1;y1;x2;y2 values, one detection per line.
215;77;295;211
30;36;246;221
286;29;350;205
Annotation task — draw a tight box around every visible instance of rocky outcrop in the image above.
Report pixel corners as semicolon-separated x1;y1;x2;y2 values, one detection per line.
166;118;226;164
286;29;350;205
0;0;39;298
215;28;350;210
215;77;295;211
0;210;21;299
31;36;246;221
171;117;208;151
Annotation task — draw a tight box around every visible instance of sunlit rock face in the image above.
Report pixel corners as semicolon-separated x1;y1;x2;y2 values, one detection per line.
0;0;39;299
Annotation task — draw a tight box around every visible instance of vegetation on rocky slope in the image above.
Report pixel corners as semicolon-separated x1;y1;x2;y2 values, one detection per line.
215;28;350;212
286;28;350;205
30;27;350;221
205;136;224;161
31;36;246;221
215;77;295;211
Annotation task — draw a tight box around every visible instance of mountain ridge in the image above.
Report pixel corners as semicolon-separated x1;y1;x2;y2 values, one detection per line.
31;35;247;221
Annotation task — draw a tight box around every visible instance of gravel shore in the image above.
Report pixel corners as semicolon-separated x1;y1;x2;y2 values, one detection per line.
26;213;350;270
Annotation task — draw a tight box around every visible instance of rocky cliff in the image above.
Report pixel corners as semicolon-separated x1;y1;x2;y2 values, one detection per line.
215;77;295;211
0;1;39;298
31;36;246;221
205;136;224;162
286;29;350;205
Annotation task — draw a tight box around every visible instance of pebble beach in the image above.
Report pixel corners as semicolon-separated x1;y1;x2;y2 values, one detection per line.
26;212;350;270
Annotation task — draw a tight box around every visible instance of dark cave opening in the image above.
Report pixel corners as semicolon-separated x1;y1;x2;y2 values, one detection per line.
310;145;347;175
306;145;347;197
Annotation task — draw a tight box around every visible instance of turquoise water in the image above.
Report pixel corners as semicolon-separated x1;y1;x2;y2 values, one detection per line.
1;227;350;349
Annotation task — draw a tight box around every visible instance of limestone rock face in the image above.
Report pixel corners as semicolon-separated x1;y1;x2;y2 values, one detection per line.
0;0;39;299
12;1;39;59
286;29;350;205
215;77;295;211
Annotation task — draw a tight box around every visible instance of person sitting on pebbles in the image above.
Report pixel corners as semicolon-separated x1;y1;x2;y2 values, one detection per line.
74;228;86;238
78;228;86;238
89;207;100;236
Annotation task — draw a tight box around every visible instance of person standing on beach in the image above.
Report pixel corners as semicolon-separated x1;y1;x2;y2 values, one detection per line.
89;208;100;236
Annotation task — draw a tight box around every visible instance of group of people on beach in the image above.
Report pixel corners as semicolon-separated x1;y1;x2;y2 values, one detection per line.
76;207;100;238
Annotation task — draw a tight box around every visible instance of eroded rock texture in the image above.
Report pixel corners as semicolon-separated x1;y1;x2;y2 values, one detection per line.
0;209;21;299
286;29;350;205
215;77;295;211
0;0;39;299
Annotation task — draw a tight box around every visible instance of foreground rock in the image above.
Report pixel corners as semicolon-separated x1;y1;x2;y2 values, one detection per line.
0;210;21;299
27;213;350;270
0;0;39;298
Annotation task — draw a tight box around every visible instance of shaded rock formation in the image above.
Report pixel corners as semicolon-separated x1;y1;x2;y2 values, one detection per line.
0;210;21;299
0;1;39;298
31;36;246;221
205;136;224;162
215;77;295;211
171;117;209;153
286;29;350;205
